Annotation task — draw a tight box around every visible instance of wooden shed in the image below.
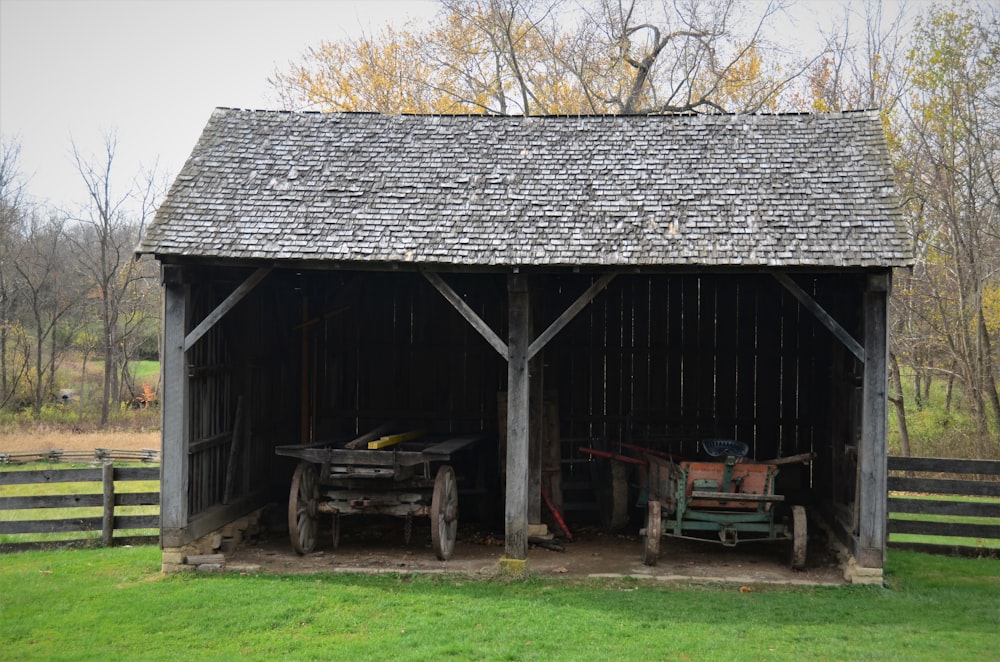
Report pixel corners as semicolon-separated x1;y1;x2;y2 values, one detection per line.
139;109;910;574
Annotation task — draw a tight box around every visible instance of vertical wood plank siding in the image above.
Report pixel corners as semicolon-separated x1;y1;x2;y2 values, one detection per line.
177;269;867;531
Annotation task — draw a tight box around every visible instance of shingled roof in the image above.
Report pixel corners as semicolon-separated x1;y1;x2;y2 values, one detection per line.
139;109;911;268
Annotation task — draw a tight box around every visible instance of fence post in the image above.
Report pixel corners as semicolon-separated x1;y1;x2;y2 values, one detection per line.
102;461;115;546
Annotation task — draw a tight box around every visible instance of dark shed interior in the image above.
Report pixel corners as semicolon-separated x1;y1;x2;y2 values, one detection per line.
169;263;871;543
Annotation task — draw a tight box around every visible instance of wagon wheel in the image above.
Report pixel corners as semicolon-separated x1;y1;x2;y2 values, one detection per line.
641;500;661;566
331;511;341;551
288;462;319;555
790;505;807;570
431;465;458;561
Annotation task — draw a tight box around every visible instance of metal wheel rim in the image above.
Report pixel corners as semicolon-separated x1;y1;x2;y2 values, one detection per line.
431;465;458;561
288;462;319;555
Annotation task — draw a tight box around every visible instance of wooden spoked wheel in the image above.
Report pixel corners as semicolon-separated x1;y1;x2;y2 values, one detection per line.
288;462;319;555
641;500;662;566
431;465;458;561
331;512;341;551
790;505;807;570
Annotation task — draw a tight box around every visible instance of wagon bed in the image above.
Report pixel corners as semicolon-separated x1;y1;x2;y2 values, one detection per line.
275;429;482;560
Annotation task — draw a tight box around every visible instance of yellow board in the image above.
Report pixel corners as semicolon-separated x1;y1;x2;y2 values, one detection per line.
368;430;426;450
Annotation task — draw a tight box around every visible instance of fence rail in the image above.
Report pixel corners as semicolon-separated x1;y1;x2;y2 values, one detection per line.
0;448;160;465
888;455;1000;557
0;463;160;552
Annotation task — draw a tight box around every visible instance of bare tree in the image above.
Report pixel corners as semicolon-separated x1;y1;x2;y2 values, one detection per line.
10;209;86;416
0;137;31;410
71;133;160;426
895;3;1000;457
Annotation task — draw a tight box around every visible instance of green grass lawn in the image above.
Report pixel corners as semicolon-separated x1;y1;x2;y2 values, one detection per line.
0;546;996;661
130;360;160;385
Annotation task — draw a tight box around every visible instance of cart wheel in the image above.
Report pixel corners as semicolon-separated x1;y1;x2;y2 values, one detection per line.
331;511;341;551
288;462;319;555
431;465;458;561
790;505;807;570
641;500;661;566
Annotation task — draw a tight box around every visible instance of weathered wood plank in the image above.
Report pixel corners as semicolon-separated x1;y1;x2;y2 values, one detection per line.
888;456;1000;475
889;519;1000;539
161;282;190;536
0;517;104;534
115;492;161;507
714;281;738;438
0;535;159;553
888;476;1000;497
755;278;781;458
0;468;101;485
889;497;1000;518
112;467;160;481
102;462;115;546
735;279;758;446
857;274;889;567
505;274;530;560
681;277;700;439
113;514;160;530
698;276;718;435
0;494;103;509
163;492;266;547
666;277;684;429
888;541;997;557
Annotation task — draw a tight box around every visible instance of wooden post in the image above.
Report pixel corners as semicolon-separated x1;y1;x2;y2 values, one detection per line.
101;461;114;547
505;274;530;560
161;280;191;547
528;339;542;526
857;272;889;568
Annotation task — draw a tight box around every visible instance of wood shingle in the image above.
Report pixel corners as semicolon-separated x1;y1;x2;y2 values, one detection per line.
140;109;911;268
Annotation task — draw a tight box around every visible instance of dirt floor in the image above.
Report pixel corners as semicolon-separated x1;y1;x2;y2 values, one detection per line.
225;515;848;585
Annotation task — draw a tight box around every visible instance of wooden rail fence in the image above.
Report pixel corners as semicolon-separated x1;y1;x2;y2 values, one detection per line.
888;456;1000;557
0;463;160;552
0;448;160;464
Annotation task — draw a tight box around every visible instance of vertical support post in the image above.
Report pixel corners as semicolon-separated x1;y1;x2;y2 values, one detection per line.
161;280;191;545
858;272;889;568
101;461;114;547
505;274;530;560
528;349;543;525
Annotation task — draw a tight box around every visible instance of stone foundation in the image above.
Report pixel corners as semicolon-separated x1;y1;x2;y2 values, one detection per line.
161;508;265;574
842;557;885;585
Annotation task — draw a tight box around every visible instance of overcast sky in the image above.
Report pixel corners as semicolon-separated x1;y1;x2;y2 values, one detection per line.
0;0;440;210
1;0;918;212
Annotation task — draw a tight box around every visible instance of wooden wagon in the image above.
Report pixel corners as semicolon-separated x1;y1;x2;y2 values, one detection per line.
275;426;482;561
640;440;808;569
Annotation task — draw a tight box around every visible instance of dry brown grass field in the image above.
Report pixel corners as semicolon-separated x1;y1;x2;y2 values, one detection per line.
0;429;160;453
